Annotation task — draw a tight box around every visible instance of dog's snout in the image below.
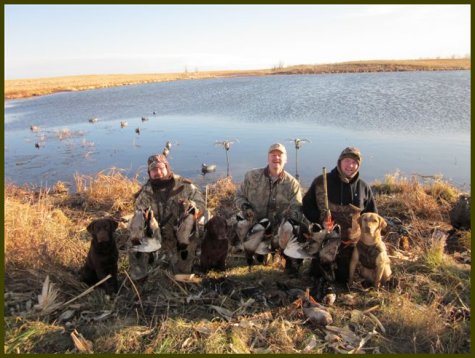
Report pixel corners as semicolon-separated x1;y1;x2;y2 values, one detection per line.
96;228;111;243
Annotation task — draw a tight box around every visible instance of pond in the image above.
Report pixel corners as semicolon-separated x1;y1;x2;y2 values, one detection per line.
4;71;470;190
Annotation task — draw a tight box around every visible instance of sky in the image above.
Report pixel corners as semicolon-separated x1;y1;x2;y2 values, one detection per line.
5;4;471;79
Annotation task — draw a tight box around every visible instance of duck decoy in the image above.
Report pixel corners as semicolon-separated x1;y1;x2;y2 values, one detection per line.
135;127;141;135
287;138;311;181
214;139;239;177
201;163;217;176
35;142;41;149
141;116;149;122
88;117;98;123
30;125;39;132
120;121;128;128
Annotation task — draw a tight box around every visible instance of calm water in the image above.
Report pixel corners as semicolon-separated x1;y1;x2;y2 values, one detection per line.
4;71;470;190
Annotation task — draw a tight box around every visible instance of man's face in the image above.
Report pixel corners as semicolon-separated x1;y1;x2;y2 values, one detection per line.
268;150;286;175
340;157;359;178
149;162;168;179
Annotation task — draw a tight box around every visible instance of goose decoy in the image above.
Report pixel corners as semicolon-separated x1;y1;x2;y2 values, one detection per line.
120;120;128;128
201;163;217;176
88;117;98;123
135;127;141;135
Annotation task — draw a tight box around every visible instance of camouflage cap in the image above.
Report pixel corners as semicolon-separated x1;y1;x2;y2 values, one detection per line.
338;147;362;166
268;143;287;155
147;154;169;170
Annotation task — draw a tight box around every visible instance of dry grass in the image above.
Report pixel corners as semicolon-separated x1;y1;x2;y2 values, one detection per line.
5;59;469;100
5;70;270;100
3;171;471;353
273;58;470;75
73;167;141;213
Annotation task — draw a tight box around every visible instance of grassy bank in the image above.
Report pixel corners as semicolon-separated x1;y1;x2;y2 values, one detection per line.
3;170;471;353
5;58;470;100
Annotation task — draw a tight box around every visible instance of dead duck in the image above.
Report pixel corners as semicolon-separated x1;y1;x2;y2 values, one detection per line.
88;117;98;124
120;120;128;128
243;218;272;268
201;163;217;176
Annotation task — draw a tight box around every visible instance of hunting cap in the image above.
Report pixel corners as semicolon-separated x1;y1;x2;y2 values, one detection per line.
268;143;287;155
147;154;169;170
338;147;362;166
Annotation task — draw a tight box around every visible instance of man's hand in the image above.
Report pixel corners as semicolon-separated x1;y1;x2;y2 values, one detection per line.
245;208;254;221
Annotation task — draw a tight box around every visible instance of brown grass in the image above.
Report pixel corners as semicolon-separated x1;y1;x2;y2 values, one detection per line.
3;171;471;353
273;58;471;75
5;59;469;100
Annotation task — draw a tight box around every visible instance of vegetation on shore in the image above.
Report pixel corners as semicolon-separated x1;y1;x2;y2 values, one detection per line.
3;170;471;353
5;58;470;100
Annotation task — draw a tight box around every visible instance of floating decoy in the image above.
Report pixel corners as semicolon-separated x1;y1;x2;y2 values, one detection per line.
135;127;141;135
165;141;172;150
30;125;39;132
162;147;170;157
201;163;217;176
88;117;98;123
141;116;149;122
120;121;128;128
35;142;41;149
152;111;157;115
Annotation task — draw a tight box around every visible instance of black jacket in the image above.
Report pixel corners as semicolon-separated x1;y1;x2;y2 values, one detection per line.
302;167;377;223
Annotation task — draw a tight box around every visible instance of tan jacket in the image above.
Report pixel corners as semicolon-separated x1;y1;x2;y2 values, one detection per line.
235;167;302;229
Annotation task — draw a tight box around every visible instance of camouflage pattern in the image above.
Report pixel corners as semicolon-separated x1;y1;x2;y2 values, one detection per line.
133;174;205;274
356;241;383;270
235;167;302;232
312;174;366;240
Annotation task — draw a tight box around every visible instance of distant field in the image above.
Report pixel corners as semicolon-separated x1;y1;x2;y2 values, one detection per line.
5;58;470;100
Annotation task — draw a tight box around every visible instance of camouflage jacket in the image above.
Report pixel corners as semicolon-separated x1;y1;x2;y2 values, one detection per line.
235;167;302;229
134;175;205;243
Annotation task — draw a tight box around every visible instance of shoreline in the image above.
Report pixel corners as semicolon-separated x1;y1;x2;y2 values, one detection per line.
5;58;470;100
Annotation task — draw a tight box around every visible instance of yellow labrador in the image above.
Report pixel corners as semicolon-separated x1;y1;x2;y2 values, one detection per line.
349;213;392;288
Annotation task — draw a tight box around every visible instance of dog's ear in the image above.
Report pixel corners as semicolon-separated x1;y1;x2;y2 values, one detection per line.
87;220;96;234
378;215;387;231
358;215;363;227
108;219;119;232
